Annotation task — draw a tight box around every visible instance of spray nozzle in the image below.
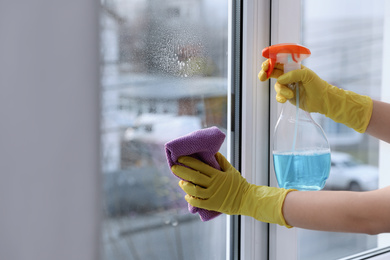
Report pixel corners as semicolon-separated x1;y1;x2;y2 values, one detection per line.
262;43;311;78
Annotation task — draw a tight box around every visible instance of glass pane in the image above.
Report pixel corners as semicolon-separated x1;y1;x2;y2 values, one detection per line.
299;0;386;259
100;1;228;259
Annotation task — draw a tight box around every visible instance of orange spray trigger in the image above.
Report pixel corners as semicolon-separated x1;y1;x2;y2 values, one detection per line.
262;43;311;79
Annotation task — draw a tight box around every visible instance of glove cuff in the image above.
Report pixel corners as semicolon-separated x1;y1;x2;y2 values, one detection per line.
278;189;296;228
324;86;373;133
241;185;296;228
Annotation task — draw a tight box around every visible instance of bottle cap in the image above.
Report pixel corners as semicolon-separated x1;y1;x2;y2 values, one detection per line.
262;43;311;78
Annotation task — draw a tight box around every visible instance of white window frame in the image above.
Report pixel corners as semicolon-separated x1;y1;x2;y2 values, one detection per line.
239;0;302;258
239;0;271;259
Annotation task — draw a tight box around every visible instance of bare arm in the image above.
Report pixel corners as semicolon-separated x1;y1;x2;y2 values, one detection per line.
283;186;390;234
282;100;390;234
365;100;390;143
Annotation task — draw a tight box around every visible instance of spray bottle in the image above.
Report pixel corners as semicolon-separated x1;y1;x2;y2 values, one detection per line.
262;43;331;191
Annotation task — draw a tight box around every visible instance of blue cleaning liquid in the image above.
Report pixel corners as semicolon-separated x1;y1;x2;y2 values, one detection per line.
273;151;331;191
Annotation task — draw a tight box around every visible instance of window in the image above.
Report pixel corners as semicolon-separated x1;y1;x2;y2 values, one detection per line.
267;0;390;259
100;0;229;259
101;0;390;259
298;1;388;259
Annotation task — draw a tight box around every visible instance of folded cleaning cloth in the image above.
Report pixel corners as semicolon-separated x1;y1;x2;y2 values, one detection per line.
165;126;226;221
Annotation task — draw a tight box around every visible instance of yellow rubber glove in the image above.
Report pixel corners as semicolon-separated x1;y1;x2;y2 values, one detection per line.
258;60;373;133
171;152;295;227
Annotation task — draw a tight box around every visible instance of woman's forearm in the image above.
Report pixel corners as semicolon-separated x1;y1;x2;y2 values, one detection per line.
281;100;390;234
282;186;390;234
366;100;390;143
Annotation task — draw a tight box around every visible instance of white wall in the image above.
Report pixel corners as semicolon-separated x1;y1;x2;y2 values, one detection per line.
0;1;101;260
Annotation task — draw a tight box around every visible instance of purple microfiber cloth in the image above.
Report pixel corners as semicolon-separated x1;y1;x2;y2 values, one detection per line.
165;126;226;221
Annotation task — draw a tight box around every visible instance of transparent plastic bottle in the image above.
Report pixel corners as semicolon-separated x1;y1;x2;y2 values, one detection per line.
273;82;331;190
262;43;331;191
